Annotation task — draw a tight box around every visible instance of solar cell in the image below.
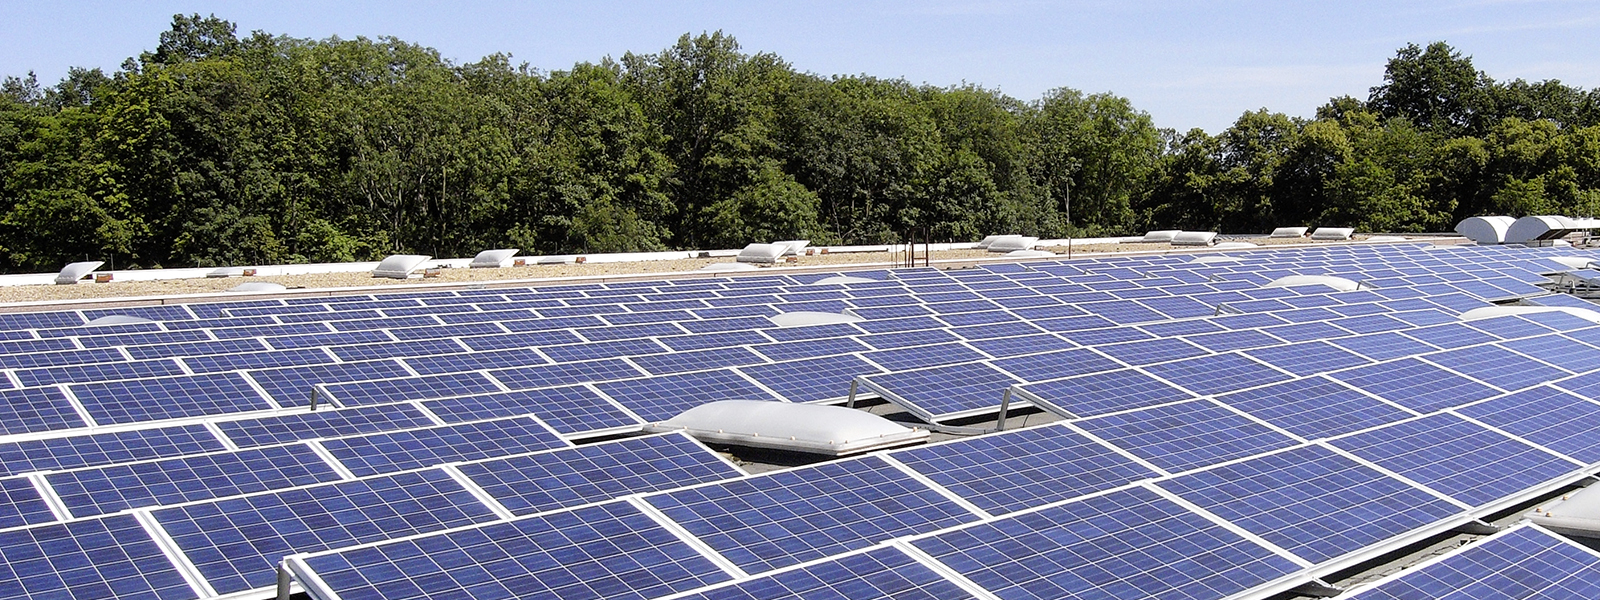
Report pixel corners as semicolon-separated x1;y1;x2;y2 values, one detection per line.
463;330;587;352
404;348;546;375
576;322;690;342
292;501;733;600
321;372;503;405
1143;352;1292;396
155;469;501;594
741;354;883;403
248;360;411;406
329;338;465;361
890;424;1156;514
46;444;343;518
645;455;980;573
863;342;987;371
1076;399;1299;473
1422;344;1570;391
0;476;55;529
458;433;742;515
1259;321;1351;342
1327;332;1439;361
71;372;274;425
320;416;569;477
1456;386;1600;463
598;369;781;422
1014;368;1192;417
424;386;642;434
539;338;670;362
909;486;1303;600
1328;358;1500;414
1346;525;1600;600
491;357;643;390
1094;337;1209;366
669;546;975;600
632;347;769;375
263;329;391;349
1156;444;1464;564
1402;323;1499;349
1216;376;1413;439
216;404;437;448
0;514;195;600
0;387;86;434
751;337;871;361
183;348;334;372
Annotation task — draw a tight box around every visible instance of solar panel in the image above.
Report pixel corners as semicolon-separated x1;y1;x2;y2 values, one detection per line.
1076;399;1300;473
889;424;1156;515
70;372;274;425
490;358;644;390
0;476;55;529
328;338;466;361
1402;323;1499;349
1156;444;1463;565
862;343;987;372
424;385;642;434
1422;344;1570;391
1243;341;1371;377
463;330;587;352
290;501;733;600
1142;352;1293;397
1456;386;1600;463
1346;525;1600;600
1463;315;1554;339
857;329;963;350
154;469;501;594
670;545;975;600
0;347;125;370
909;486;1304;600
183;348;333;372
320;372;504;405
989;348;1124;382
1328;358;1500;413
1329;413;1582;508
1014;368;1191;418
964;333;1076;359
1094;337;1209;366
0;514;195;600
575;321;689;342
0;387;86;435
263;330;392;349
215;404;438;448
859;362;1020;421
1501;334;1600;373
248;360;412;405
125;338;267;360
632;347;769;375
1056;326;1152;346
405;348;547;375
1259;321;1351;343
740;354;882;403
1327;331;1440;361
597;369;781;422
1139;318;1225;337
539;338;670;362
1216;376;1413;439
45;444;343;518
645;455;980;574
319;416;569;477
457;433;742;515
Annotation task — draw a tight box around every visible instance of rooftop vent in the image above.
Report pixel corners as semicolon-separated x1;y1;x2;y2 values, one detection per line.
811;275;877;285
1528;483;1600;539
1171;231;1218;246
1310;227;1355;241
205;267;246;278
469;249;519;269
1269;227;1308;238
986;235;1038;252
1455;216;1516;244
84;315;154;326
644;400;928;455
976;235;1004;249
773;240;810;256
1460;305;1600;325
1551;256;1599;271
769;311;865;327
1140;230;1182;243
54;261;104;285
372;255;431;279
1264;275;1361;292
229;282;287;293
1506;215;1600;245
736;243;787;264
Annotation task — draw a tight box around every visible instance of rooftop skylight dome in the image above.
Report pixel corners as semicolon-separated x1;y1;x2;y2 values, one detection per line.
54;261;103;285
1460;305;1600;325
644;400;928;455
1264;275;1362;292
372;254;431;279
770;311;865;327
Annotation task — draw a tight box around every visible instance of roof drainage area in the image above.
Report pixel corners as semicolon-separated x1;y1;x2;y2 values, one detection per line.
5;242;1600;600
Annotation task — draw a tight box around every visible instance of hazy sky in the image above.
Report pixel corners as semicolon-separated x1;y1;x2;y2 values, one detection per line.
4;1;1597;132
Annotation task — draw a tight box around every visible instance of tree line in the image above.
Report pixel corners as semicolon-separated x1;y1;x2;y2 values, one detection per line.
2;15;1599;272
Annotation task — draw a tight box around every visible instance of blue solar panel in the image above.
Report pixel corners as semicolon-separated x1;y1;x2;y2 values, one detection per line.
1056;326;1152;346
0;387;85;435
1079;300;1167;324
963;334;1076;359
1456;386;1600;463
1157;444;1463;564
1501;334;1600;373
216;404;437;448
538;338;670;362
46;444;343;518
458;433;742;515
655;330;771;352
861;362;1019;420
1328;358;1500;414
1017;367;1193;418
0;347;123;370
989;348;1124;382
0;514;195;600
1078;399;1300;473
576;322;689;342
155;469;501;594
632;347;769;375
0;338;81;356
1327;331;1439;361
1423;344;1570;391
1216;376;1413;439
461;330;585;352
0;477;54;529
1095;337;1210;366
1329;413;1581;508
1464;315;1554;340
862;342;986;372
741;354;883;403
752;337;870;361
321;416;569;477
597;369;781;422
1259;321;1351;342
0;310;85;330
248;360;411;405
328;338;465;361
293;501;733;600
672;545;973;600
424;386;642;434
71;373;274;425
646;455;980;574
910;486;1303;600
404;348;546;375
1139;319;1225;337
1143;352;1293;397
1243;341;1371;376
388;321;505;341
891;424;1156;515
856;329;961;350
491;358;643;390
1346;525;1600;600
1402;323;1499;349
184;348;334;373
321;372;503;405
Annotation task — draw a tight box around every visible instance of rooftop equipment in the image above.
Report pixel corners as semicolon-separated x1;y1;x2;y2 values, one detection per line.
468;249;519;268
975;235;1004;249
1170;231;1218;246
1310;227;1355;241
1140;230;1182;243
735;243;787;264
1505;215;1600;245
1528;484;1600;539
810;275;877;285
54;261;103;285
1269;227;1308;238
1459;305;1600;324
1264;275;1362;292
772;240;810;256
84;315;155;326
643;400;928;456
372;255;431;279
1455;216;1517;244
987;236;1039;252
770;311;865;327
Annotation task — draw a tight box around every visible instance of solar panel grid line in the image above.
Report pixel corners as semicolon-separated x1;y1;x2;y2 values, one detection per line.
21;472;70;523
132;509;220;598
1051;420;1175;477
1318;374;1429;422
1444;391;1597;468
1138;482;1317;570
437;463;518;520
1342;524;1600;600
876;454;996;519
52;383;101;428
885;541;1007;600
1409;353;1516;395
1311;441;1476;512
574;382;654;429
200;421;240;451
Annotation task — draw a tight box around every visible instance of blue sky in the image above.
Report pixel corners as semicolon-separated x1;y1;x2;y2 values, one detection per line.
3;1;1597;132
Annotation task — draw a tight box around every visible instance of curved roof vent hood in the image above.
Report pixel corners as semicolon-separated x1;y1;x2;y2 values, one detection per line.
55;261;104;285
373;254;431;279
1264;275;1362;292
84;315;155;326
769;311;865;327
469;249;519;268
1460;305;1600;325
811;275;878;285
644;400;928;455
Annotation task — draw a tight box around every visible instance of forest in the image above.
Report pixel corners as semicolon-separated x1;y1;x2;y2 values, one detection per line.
3;14;1600;272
